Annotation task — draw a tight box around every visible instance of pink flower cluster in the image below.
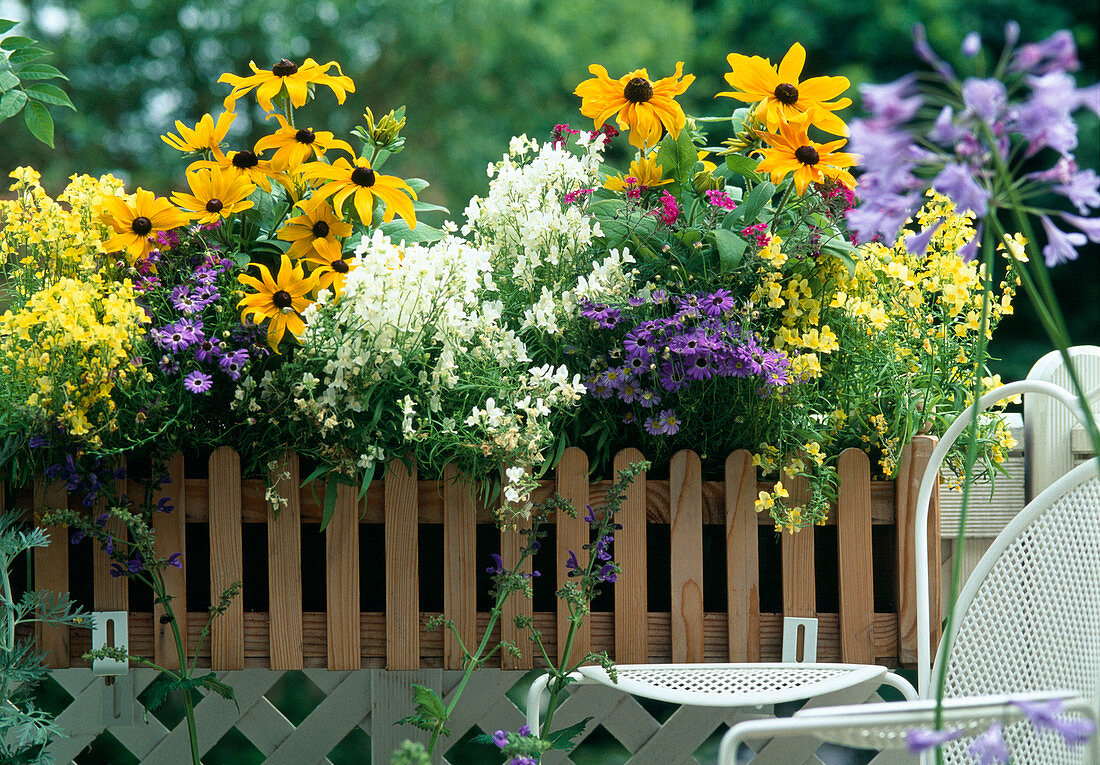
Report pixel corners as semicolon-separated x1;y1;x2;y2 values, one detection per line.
705;189;738;210
657;190;680;225
741;222;770;248
562;188;594;206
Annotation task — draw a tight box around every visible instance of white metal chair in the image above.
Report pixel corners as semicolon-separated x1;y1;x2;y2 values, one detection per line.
718;379;1100;763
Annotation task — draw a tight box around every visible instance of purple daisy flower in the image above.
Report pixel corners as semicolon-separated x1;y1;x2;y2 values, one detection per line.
158;355;180;375
658;362;688;392
701;289;735;318
218;348;249;380
636;389;661;409
643;414;663;436
658;409;681;436
183;371;214;394
684;352;716;381
192;335;222;364
170;285;202;314
154;322;198;353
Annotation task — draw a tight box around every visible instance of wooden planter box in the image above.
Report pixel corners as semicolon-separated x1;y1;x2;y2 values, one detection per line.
7;437;940;672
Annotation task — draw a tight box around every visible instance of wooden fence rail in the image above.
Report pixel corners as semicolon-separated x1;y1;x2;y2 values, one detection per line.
10;439;940;671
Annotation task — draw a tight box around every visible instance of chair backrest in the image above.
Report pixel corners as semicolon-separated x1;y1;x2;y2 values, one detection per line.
934;457;1100;763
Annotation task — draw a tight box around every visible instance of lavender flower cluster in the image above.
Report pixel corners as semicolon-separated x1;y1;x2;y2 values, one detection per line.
581;290;795;437
848;23;1099;266
138;245;267;395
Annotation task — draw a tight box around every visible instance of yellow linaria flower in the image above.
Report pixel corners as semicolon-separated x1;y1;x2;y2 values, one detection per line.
254;114;355;173
575;62;694;150
99;189;192;261
717;42;851;136
162;111;236;153
170;168;255;225
303;237;356;296
299;155;417;228
604;153;672;193
219;57;355;113
755;116;857;195
276;198;353;259
237;254;315;351
189;147;288;194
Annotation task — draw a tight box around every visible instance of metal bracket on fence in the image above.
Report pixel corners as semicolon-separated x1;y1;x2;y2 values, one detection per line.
91;611;129;678
781;617;819;663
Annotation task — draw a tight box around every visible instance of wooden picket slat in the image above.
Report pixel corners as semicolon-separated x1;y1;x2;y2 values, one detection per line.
725;450;760;662
442;464;476;670
267;451;303;670
501;466;533;670
93;459;128;613
556;447;590;663
327;483;361;670
152;453;186;670
669;450;704;663
781;468;815;618
34;481;69;668
208;447;243;670
896;436;941;665
385;458;418;669
613;448;648;664
838;449;875;664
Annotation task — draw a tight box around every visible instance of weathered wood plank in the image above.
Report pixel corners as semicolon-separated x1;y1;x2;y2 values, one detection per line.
838;448;875;664
92;459;127;613
442;464;477;670
726;450;760;662
669;450;704;663
34;480;69;668
896;436;941;666
385;458;418;669
268;451;303;670
327;482;361;670
556;447;590;663
613;448;648;664
780;469;815;618
152;453;186;669
208;447;243;669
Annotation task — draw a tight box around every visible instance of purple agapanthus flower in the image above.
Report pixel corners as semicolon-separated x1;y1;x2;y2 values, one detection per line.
1040;214;1086;267
183;371;214;394
1012;697;1097;745
961;32;982;58
932;163;989;217
904;218;944;258
962;78;1008;124
1060;212;1100;243
1011;29;1080;75
968;722;1009;764
905;727;962;756
861;74;923;126
1053;168;1100;214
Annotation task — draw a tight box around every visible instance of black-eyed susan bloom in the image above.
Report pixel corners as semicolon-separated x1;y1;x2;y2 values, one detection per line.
717;43;851;136
575;62;694;150
219;58;355;113
604;153;673;193
238;254;315;351
276;198;354;259
100;189;192;261
304;237;356;296
254;114;354;173
299;156;417;228
755;117;857;196
162;111;236;154
171;168;255;225
189;147;287;194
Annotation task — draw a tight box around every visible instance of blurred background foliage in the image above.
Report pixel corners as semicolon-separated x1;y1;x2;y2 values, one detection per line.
1;0;1096;379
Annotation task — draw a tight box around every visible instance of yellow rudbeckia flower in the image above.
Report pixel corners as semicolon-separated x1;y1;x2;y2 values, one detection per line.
254;114;355;173
755;116;857;195
604;153;672;193
171;168;255;225
575;62;695;150
162;111;236;154
219;58;355;113
99;189;192;261
276;198;354;259
303;238;356;297
299;156;417;229
237;254;315;351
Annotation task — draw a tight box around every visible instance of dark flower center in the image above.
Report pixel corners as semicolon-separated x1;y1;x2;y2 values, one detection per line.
623;77;654;103
774;83;799;105
311;220;330;238
131;216;152;236
272;290;293;309
295;128;316;144
794;145;820;165
232;150;259;169
205;198;224;213
272;58;299;77
332;259;349;273
351;166;376;187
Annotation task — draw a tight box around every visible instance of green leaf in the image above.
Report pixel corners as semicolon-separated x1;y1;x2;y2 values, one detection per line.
198;673;238;710
0;70;17;92
22;99;52;146
588;199;657;245
546;717;594;750
738;181;775;224
404;178;430;193
0;20;18;36
319;473;339;532
0;88;27;121
379;220;445;245
357;461;376;503
411;200;448;214
713;228;747;272
724;154;762;179
1;36;37;50
410;684;447;720
24;82;73;110
12;63;67;81
820;236;858;275
8;47;50;66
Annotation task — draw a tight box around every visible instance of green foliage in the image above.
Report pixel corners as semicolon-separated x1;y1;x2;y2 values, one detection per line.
0;22;73;147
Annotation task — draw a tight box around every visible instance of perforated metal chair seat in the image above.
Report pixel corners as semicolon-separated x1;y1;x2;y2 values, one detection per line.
570;663;890;708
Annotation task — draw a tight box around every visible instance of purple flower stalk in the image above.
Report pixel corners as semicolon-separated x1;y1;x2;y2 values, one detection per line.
1012;697;1098;745
905;726;962;756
